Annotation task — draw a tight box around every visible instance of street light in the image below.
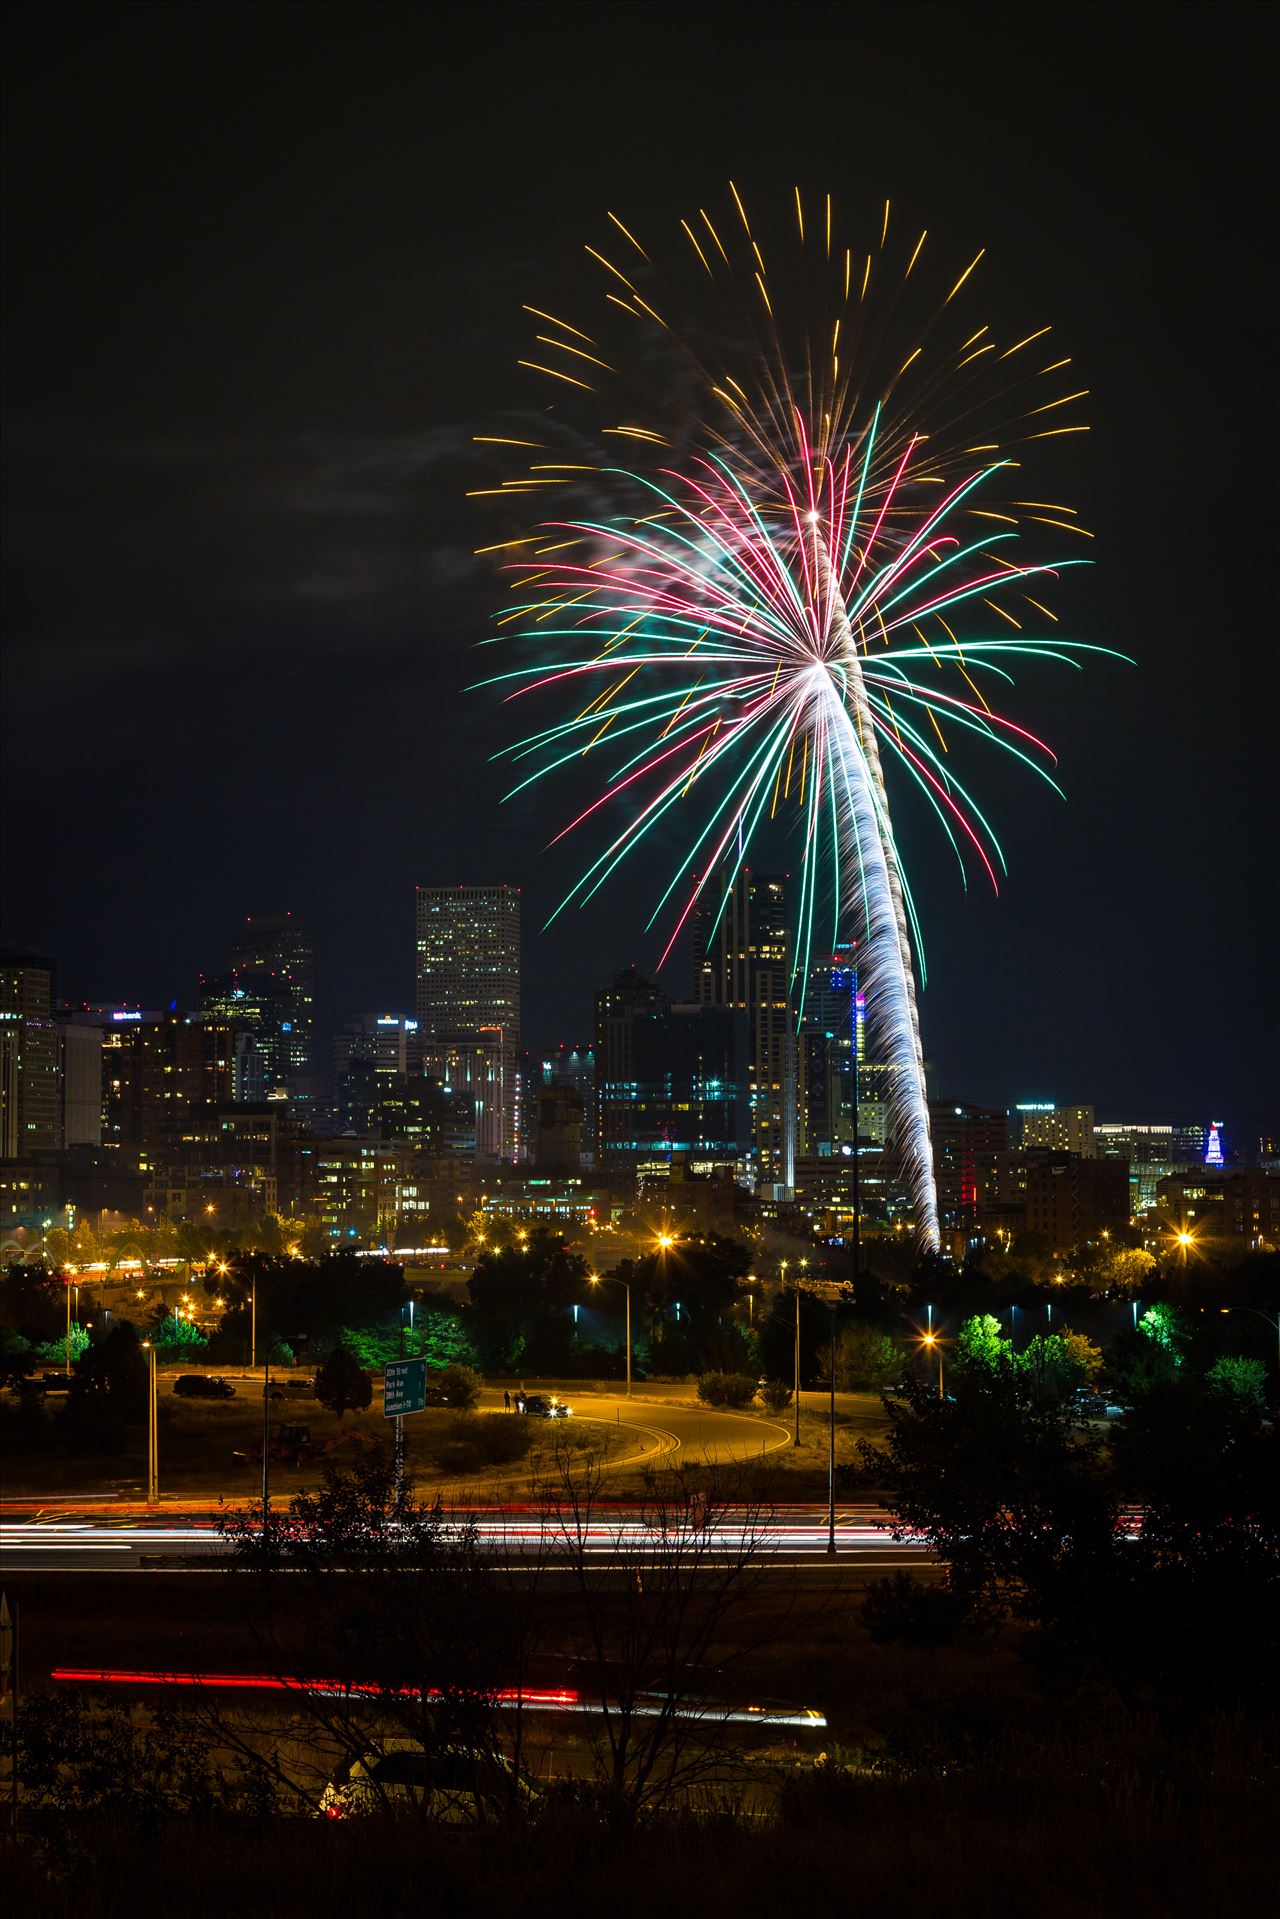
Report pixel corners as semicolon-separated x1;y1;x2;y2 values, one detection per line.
143;1341;158;1503
921;1330;944;1400
1220;1306;1280;1374
588;1273;631;1396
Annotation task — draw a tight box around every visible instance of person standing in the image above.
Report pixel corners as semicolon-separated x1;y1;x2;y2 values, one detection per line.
503;1389;511;1413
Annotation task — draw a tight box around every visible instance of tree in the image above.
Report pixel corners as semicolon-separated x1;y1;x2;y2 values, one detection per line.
954;1313;1011;1373
149;1314;208;1362
314;1344;372;1421
1018;1330;1102;1408
1097;1245;1157;1294
1207;1354;1268;1405
857;1367;1109;1619
0;1329;36;1391
468;1229;588;1372
823;1321;900;1390
1138;1300;1192;1360
71;1322;149;1424
214;1451;519;1811
531;1448;793;1833
36;1322;90;1367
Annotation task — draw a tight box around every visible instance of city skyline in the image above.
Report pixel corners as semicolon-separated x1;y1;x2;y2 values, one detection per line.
3;6;1275;1118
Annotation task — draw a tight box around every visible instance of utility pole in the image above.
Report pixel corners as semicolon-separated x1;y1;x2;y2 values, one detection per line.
826;1292;838;1557
394;1307;407;1514
146;1344;158;1504
793;1281;801;1446
261;1359;271;1533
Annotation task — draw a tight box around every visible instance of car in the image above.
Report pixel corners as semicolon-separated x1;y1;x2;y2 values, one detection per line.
318;1740;533;1823
39;1372;73;1394
172;1374;237;1399
521;1393;572;1419
283;1377;314;1396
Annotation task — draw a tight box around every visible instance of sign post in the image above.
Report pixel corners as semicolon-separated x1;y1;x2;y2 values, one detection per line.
383;1360;428;1512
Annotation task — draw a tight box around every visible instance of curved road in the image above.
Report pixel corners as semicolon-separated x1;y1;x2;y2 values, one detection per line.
568;1396;793;1470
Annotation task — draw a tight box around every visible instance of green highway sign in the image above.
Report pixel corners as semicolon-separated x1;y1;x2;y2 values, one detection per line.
384;1358;427;1418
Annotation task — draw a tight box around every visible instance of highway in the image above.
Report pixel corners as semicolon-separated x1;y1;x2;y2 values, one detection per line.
0;1502;926;1572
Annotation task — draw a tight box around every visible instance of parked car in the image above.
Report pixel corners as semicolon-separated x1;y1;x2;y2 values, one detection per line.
522;1393;572;1419
173;1374;236;1399
39;1372;73;1394
283;1377;314;1396
318;1740;533;1822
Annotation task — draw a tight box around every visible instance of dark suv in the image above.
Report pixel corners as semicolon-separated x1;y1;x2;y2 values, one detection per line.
173;1374;237;1399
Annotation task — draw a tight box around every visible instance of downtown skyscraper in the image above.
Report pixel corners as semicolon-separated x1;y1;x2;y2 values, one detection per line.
694;867;796;1193
414;884;521;1162
199;912;314;1098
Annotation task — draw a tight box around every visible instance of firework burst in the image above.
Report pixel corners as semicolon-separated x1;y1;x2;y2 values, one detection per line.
473;189;1121;1248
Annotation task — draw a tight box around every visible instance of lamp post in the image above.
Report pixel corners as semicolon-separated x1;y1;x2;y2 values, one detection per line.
144;1342;158;1504
922;1331;944;1400
826;1292;838;1557
589;1275;631;1396
1220;1306;1280;1375
261;1356;271;1533
65;1276;72;1376
250;1286;256;1373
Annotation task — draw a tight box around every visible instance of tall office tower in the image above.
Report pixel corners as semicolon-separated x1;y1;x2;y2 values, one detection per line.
595;965;668;1170
1171;1122;1209;1168
0;950;58;1158
694;867;795;1190
1019;1104;1096;1159
798;947;883;1154
225;912;314;1085
415;885;521;1162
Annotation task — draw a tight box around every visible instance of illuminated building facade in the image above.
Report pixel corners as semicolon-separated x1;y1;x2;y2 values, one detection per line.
1026;1152;1130;1251
695;867;795;1191
929;1101;1008;1233
600;1002;750;1162
0;950;58;1158
415;884;521;1163
1018;1104;1096;1158
595;966;667;1170
228;913;314;1084
1094;1122;1173;1215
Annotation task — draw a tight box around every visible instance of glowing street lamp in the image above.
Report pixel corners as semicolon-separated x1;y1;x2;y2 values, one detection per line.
588;1273;631;1397
921;1330;945;1400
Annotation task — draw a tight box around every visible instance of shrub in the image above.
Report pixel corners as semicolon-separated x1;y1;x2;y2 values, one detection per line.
758;1378;794;1414
434;1362;483;1411
696;1371;759;1410
433;1440;481;1475
37;1323;90;1367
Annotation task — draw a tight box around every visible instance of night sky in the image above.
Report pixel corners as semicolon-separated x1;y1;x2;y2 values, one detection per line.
4;1;1275;1124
